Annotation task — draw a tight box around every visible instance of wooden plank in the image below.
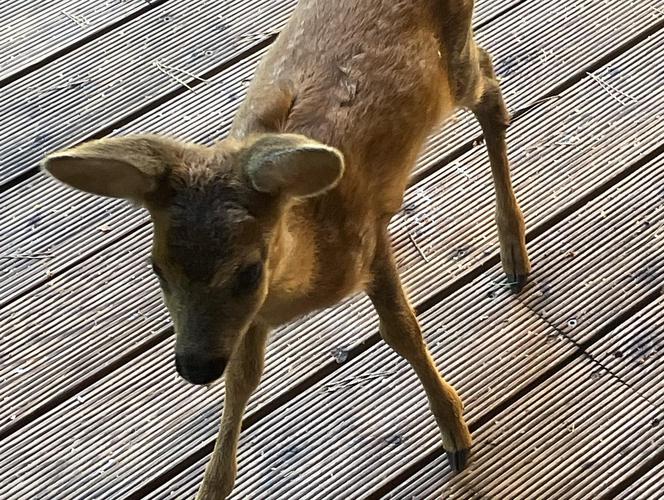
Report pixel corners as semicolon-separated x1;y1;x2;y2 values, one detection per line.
0;225;170;422
594;295;664;500
2;0;661;305
2;24;663;498
619;455;664;499
588;291;663;407
0;1;169;82
145;152;664;500
388;350;661;499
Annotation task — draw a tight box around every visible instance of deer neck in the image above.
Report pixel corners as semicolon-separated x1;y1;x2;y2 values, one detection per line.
260;200;320;324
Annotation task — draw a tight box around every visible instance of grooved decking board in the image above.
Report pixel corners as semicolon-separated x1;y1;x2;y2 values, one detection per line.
145;152;664;500
0;1;169;82
587;287;663;408
2;28;663;498
1;0;662;306
388;299;664;500
597;296;664;500
387;349;662;499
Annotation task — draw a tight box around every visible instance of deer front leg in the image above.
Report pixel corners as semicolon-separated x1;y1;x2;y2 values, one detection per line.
196;323;269;500
366;231;472;471
470;48;531;292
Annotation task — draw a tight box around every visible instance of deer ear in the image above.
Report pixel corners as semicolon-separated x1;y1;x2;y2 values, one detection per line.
40;135;183;201
245;134;344;198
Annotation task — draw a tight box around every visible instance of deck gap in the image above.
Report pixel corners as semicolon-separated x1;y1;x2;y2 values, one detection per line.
473;0;528;32
518;296;662;410
0;327;174;442
601;447;664;499
0;220;151;309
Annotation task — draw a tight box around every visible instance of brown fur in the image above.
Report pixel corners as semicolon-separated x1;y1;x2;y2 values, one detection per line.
41;0;530;498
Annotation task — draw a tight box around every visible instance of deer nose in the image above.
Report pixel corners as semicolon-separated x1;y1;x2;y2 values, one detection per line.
175;354;227;385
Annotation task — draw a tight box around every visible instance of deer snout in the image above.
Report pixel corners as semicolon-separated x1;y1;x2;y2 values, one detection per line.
175;353;227;385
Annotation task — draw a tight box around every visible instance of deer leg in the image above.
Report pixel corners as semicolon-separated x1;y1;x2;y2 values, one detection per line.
470;48;530;292
366;231;472;471
196;323;269;500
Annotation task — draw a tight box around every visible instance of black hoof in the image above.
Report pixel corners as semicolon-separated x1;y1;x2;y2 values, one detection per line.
446;448;470;472
507;273;528;294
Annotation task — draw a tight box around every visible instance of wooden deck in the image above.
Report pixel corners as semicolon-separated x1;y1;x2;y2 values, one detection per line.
1;0;663;498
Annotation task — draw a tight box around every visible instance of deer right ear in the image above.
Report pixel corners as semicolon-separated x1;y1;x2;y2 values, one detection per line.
41;135;182;202
245;134;345;198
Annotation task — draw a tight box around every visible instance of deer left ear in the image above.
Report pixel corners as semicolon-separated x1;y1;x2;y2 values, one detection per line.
41;135;186;202
245;133;345;198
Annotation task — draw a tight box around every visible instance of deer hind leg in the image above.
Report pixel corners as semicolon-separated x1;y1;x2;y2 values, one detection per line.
196;323;269;500
438;5;530;291
451;39;531;291
367;230;472;471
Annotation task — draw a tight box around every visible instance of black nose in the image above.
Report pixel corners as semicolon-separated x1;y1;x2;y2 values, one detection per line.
175;355;227;385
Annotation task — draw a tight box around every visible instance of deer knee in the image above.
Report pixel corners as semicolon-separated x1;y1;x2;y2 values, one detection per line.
379;317;427;360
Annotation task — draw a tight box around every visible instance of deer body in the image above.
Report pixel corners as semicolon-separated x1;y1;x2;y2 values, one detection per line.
234;0;458;327
41;1;530;498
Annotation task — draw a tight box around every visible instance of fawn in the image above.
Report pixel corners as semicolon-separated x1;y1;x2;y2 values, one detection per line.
42;0;530;497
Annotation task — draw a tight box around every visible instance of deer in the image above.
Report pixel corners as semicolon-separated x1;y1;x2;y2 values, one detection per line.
41;0;530;497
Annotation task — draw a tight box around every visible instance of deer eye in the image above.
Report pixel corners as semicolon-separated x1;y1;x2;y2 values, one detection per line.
235;262;263;292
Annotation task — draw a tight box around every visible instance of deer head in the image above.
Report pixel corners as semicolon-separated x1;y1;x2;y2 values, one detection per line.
41;133;344;384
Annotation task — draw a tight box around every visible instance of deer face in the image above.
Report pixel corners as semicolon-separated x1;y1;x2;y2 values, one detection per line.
41;133;343;385
150;178;271;384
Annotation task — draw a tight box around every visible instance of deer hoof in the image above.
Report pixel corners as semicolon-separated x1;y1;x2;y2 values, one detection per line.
507;273;528;293
446;447;470;472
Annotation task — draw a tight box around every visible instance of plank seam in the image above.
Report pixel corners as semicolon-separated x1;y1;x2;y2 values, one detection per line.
601;447;664;499
0;326;174;442
514;295;662;410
